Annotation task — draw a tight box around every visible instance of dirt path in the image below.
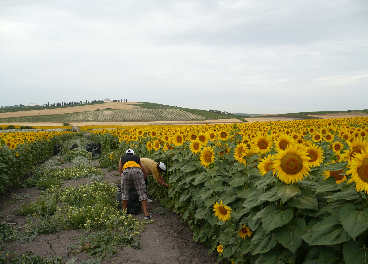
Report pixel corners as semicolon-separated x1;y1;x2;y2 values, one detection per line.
0;167;219;264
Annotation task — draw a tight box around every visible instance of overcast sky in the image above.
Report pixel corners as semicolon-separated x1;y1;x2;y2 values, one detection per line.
0;0;367;114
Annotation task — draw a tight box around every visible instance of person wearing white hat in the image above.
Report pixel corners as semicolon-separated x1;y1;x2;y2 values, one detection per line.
140;158;169;188
119;149;152;220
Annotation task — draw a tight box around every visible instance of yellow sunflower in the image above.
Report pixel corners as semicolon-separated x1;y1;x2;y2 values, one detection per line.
311;132;323;143
153;140;161;151
305;144;324;167
213;201;232;221
172;133;184;146
234;143;248;165
238;225;252;239
218;130;229;141
200;147;215;167
197;132;208;145
342;138;368;161
217;245;224;253
323;169;346;184
146;141;153;151
258;154;275;175
109;154;114;160
332;141;344;153
252;133;273;154
273;144;311;184
324;133;334;142
189;140;202;154
346;150;368;193
275;134;293;152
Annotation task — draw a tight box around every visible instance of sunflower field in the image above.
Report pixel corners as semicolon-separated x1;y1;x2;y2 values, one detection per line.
87;117;368;264
0;130;74;193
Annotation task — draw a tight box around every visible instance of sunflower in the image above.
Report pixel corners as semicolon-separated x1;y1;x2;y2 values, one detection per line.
190;140;202;154
346;150;368;193
332;141;344;153
189;133;197;141
258;154;274;175
238;225;252;239
311;132;323;143
342;138;368;161
252;133;273;154
197;132;208;145
213;201;232;221
323;169;346;184
234;143;248;165
218;130;229;141
109;154;114;160
200;147;215;167
305;144;324;167
172;133;184;146
273;144;311;184
146;141;153;151
324;133;334;142
275;134;293;152
208;131;217;141
153;140;161;151
217;245;224;253
15;152;20;157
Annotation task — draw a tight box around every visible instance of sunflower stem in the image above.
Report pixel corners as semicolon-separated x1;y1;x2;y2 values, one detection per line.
359;231;367;248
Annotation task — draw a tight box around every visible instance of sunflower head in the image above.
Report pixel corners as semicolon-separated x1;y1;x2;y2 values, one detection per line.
190;140;202;154
200;147;215;167
238;225;252;239
323;169;346;184
346;150;368;193
213;201;232;221
273;144;311;184
217;245;224;253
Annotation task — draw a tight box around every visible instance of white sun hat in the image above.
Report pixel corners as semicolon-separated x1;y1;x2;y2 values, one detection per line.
126;149;134;155
158;162;166;171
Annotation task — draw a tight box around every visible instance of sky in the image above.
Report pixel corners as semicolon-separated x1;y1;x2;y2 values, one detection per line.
0;0;367;114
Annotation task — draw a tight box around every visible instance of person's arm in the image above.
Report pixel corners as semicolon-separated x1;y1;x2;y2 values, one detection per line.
158;172;169;188
140;160;148;178
119;159;123;175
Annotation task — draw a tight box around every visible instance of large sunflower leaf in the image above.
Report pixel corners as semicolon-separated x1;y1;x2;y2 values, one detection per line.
262;203;294;232
339;203;368;239
315;177;342;193
302;215;351;245
320;161;348;172
277;184;301;203
229;175;248;188
288;191;318;210
250;226;277;255
253;170;276;190
343;239;368;264
318;247;344;264
254;249;286;264
259;187;278;202
193;172;208;185
274;217;306;254
326;185;361;201
248;207;265;230
178;190;192;204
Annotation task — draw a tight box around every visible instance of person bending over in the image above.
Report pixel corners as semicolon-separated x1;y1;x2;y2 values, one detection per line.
119;149;152;220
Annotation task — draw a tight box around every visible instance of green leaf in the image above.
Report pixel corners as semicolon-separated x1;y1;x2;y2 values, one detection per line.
193;172;208;186
320;161;348;172
274;217;306;254
288;191;318;211
326;187;361;201
229;175;248;188
259;187;278;202
262;203;294;232
302;215;351;245
254;171;277;190
318;247;344;264
277;184;301;203
255;249;285;264
248;207;265;230
339;204;368;239
343;239;368;264
194;206;208;220
315;177;342;193
250;226;277;255
178;191;192;204
181;163;198;173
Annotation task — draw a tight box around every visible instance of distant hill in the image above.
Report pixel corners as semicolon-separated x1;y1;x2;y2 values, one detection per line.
0;101;245;123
